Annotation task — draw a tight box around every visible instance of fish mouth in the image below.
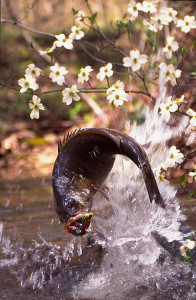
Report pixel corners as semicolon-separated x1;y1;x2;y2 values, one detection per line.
65;212;93;236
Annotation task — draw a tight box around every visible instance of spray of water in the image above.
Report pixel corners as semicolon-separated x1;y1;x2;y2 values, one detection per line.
0;69;195;299
72;69;196;299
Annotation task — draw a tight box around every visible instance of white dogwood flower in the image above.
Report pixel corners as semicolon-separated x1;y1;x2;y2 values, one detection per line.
127;1;139;21
173;95;185;104
169;146;184;163
29;95;45;119
107;89;128;107
163;146;184;169
145;11;172;32
76;10;85;21
180;239;195;257
160;7;177;23
49;63;68;85
136;1;157;14
177;15;196;33
159;62;182;86
25;64;41;78
107;80;125;94
62;85;80;105
186;239;195;249
96;63;113;81
163;36;179;59
123;50;148;72
69;25;84;40
150;12;169;30
39;42;57;55
159;96;178;122
78;66;93;84
143;19;158;32
179;245;189;258
155;165;169;184
187;169;196;183
55;34;73;49
18;75;38;93
187;108;196;127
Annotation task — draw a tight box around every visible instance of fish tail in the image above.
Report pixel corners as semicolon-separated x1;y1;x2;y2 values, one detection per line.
140;161;165;208
119;136;165;208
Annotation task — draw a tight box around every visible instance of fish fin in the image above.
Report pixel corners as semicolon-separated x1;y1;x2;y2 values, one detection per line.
58;128;84;153
58;138;62;153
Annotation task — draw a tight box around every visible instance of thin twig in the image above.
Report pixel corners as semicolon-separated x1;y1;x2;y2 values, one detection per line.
1;19;55;38
176;110;190;118
84;40;100;51
78;42;106;64
0;83;32;95
141;68;151;95
84;0;127;57
180;184;196;199
78;42;124;67
183;150;196;160
0;81;156;100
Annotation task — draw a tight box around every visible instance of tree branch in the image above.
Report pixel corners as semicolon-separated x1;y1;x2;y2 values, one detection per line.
0;82;157;100
1;19;55;38
2;1;107;120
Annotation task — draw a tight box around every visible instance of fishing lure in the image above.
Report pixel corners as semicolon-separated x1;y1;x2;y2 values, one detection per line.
76;213;93;235
52;128;165;236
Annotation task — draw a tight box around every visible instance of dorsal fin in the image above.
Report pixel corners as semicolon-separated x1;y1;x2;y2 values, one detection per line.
58;128;84;153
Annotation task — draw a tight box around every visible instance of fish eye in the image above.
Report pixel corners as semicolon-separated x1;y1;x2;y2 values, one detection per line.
68;198;78;208
71;198;77;203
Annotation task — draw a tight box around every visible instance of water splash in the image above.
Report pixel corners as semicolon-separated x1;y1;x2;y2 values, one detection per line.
0;74;195;299
73;73;195;299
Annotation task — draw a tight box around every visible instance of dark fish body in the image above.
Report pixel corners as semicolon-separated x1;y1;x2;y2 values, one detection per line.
52;128;165;235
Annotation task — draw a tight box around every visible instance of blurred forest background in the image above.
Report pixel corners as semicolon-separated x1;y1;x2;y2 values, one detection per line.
0;0;195;181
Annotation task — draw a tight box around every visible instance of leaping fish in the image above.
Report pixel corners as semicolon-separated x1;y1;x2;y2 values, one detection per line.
52;128;165;236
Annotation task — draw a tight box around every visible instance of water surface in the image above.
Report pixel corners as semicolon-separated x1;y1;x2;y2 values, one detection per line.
0;169;195;300
1;87;196;299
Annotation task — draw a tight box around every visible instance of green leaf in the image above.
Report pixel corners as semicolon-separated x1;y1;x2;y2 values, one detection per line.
182;257;192;263
190;41;195;52
72;8;78;15
180;47;186;56
149;36;154;48
186;191;196;197
186;250;191;257
149;35;157;51
185;235;194;240
117;21;125;28
179;174;185;184
89;13;97;24
134;110;146;126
